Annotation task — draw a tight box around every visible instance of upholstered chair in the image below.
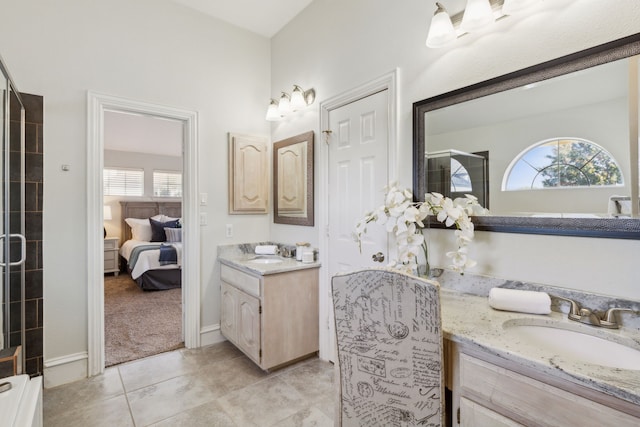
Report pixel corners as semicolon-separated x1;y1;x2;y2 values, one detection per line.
331;268;443;426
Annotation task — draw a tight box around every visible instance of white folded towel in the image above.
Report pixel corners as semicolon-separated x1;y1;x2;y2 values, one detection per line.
255;245;278;255
488;288;551;314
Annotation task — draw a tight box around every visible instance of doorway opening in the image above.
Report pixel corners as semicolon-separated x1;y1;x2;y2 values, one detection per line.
103;110;184;366
87;92;200;377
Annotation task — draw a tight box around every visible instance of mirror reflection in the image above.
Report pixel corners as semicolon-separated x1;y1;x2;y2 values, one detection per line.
424;57;634;218
273;131;314;226
413;34;640;239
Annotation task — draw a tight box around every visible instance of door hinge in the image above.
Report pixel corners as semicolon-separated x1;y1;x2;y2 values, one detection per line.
259;306;262;314
457;407;460;424
322;129;332;145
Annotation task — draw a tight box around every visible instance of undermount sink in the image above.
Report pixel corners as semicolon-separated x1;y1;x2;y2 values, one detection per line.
248;257;283;264
503;320;640;370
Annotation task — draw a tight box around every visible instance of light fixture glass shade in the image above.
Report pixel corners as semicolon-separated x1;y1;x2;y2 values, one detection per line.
290;85;307;111
103;205;112;221
266;99;281;121
426;3;456;48
460;0;495;33
278;92;290;116
502;0;537;15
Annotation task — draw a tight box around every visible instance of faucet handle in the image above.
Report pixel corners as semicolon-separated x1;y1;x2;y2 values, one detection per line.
602;308;634;325
551;295;581;316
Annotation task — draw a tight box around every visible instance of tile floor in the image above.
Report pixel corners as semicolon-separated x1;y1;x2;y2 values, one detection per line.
43;341;335;426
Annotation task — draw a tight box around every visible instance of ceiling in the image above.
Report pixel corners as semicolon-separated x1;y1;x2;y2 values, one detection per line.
104;111;183;157
104;0;313;156
170;0;314;38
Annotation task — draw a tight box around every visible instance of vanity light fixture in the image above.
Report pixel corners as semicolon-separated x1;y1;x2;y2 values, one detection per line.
278;92;291;116
425;3;456;48
265;85;316;121
426;0;540;48
460;0;495;32
290;85;316;111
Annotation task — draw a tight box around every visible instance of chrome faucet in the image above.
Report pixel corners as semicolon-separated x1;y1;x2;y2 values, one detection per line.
553;295;634;329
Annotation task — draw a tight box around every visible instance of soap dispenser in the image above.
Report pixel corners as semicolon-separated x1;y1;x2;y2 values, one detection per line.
296;242;309;261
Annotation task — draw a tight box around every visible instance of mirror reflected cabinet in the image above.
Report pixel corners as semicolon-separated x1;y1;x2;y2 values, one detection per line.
413;33;640;239
273;131;314;226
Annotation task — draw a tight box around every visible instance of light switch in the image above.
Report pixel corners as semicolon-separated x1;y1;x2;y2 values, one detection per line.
200;212;207;226
200;193;208;206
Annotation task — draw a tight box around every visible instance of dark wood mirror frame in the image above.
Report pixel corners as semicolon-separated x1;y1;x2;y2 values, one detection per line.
413;33;640;239
273;131;314;226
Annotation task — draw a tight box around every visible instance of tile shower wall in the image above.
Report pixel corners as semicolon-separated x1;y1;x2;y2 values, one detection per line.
9;93;43;377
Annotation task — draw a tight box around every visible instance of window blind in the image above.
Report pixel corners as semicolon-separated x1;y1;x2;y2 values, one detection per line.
153;171;182;197
103;168;144;196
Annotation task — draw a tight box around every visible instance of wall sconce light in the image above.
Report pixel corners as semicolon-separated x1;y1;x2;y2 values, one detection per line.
426;0;540;48
265;85;316;121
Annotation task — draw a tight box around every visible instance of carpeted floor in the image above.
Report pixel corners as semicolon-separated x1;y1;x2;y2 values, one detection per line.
104;273;183;367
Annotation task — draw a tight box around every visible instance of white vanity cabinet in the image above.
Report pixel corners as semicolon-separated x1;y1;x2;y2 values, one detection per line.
446;341;640;427
220;263;319;370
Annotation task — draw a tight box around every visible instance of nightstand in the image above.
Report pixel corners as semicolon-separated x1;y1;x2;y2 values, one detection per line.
104;237;120;276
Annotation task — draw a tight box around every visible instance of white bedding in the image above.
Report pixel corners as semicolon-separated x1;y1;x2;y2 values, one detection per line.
120;240;182;280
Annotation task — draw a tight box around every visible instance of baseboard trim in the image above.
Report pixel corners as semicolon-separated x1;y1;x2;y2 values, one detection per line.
200;323;225;347
42;327;225;388
43;352;88;389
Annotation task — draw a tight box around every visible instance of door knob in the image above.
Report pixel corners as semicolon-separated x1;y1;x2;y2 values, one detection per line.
372;252;385;263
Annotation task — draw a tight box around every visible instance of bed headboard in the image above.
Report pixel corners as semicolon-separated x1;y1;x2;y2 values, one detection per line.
119;201;182;243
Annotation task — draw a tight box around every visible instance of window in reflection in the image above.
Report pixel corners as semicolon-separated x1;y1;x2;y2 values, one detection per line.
451;158;473;192
504;138;624;190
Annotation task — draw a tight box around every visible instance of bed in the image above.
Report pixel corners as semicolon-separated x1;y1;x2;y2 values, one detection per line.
119;201;183;291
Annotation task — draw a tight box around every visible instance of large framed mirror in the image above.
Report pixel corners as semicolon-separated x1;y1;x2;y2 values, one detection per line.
273;131;314;226
413;33;640;239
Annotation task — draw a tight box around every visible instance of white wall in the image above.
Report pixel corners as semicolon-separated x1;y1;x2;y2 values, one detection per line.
429;98;629;214
0;0;271;372
270;0;640;299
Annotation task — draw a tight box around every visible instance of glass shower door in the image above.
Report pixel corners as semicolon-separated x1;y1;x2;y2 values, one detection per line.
0;55;26;375
0;70;5;351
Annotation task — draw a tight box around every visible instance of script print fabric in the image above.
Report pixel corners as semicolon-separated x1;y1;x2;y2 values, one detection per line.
332;268;443;427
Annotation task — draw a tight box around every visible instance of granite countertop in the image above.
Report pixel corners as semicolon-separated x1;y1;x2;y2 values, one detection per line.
217;243;320;276
440;288;640;407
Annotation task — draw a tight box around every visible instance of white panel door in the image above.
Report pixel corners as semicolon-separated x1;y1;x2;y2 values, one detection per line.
326;90;390;362
328;89;390;275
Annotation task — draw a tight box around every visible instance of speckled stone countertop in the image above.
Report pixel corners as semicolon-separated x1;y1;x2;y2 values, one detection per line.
437;271;640;407
217;242;321;275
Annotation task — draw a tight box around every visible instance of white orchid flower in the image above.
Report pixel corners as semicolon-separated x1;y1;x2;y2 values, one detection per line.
355;184;485;274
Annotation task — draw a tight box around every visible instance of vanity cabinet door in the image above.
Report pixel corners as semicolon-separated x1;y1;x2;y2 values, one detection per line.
228;133;269;214
220;282;238;343
237;290;261;363
459;353;640;426
460;397;522;427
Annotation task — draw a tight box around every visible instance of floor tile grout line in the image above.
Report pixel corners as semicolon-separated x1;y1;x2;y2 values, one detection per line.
117;364;138;426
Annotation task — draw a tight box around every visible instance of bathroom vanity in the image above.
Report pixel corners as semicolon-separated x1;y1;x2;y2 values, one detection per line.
439;279;640;427
218;246;320;371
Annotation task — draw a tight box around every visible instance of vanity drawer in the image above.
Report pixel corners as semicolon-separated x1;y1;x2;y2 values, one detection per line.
460;353;639;427
220;264;260;297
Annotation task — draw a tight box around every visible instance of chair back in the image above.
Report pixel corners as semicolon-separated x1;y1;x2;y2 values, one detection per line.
331;268;443;426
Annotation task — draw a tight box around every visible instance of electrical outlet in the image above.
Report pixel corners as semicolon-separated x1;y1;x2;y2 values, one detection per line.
200;213;207;226
225;224;233;238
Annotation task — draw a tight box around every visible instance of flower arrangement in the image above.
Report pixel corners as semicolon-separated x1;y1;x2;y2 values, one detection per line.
354;182;487;275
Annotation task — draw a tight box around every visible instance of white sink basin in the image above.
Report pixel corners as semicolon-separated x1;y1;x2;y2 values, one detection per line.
248;257;283;264
503;321;640;370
